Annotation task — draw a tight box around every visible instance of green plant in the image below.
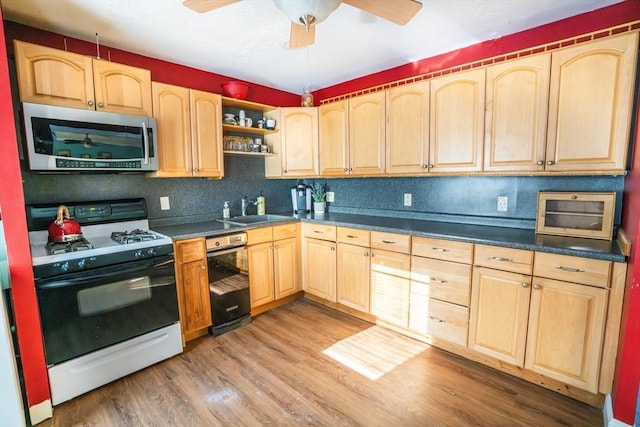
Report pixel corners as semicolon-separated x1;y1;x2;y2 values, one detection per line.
311;183;326;202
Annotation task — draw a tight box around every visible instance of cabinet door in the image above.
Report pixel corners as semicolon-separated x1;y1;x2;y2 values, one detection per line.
430;68;485;172
546;33;638;172
349;92;386;175
484;54;550;172
280;107;319;176
337;242;371;312
151;82;193;177
274;237;300;299
303;238;337;301
370;249;411;327
175;238;211;337
386;81;430;174
469;267;531;366
319;101;349;176
91;59;152;116
190;90;224;178
525;277;607;392
14;40;94;110
248;241;275;308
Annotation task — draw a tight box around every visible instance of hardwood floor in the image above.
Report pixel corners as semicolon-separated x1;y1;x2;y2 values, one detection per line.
38;299;602;426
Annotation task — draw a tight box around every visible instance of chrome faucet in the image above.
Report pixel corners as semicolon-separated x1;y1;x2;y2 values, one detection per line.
241;196;256;216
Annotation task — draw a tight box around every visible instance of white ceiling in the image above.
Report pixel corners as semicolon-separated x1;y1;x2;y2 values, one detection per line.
0;0;623;95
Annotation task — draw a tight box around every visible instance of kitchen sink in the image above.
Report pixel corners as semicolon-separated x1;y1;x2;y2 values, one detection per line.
218;214;293;226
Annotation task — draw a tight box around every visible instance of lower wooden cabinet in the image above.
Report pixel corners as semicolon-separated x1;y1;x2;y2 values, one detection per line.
303;237;337;301
525;276;608;393
174;237;212;342
370;248;411;327
248;241;276;307
337;242;370;312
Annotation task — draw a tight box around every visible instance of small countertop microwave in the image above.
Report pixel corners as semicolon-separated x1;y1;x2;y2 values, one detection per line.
22;102;158;172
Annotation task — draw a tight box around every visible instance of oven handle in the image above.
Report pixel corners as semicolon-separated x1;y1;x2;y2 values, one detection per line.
206;246;247;257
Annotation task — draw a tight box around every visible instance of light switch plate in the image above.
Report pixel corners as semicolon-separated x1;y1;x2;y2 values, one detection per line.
160;196;170;211
404;193;412;207
497;196;508;212
326;192;335;203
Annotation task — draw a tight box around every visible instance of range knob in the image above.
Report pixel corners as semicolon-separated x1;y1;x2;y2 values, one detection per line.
146;248;157;257
77;259;86;269
134;250;143;258
60;261;69;272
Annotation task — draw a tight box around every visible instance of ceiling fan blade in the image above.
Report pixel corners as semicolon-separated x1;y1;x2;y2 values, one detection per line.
289;23;316;49
183;0;241;14
343;0;422;25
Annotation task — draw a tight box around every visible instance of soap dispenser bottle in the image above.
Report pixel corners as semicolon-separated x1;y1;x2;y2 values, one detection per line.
256;192;266;215
223;201;230;219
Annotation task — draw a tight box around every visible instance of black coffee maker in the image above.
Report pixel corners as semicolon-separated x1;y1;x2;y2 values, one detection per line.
291;180;311;214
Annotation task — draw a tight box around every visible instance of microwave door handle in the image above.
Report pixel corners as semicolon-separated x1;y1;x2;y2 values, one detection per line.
142;121;150;165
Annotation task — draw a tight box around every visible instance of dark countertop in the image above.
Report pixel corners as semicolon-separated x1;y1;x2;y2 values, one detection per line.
154;213;626;263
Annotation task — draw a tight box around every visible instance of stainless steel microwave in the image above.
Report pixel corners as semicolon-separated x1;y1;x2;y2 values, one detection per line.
22;102;158;172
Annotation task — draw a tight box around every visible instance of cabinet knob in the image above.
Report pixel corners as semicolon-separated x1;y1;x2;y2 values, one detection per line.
193;168;199;173
200;265;206;270
364;252;369;257
521;282;529;288
546;160;554;165
274;245;279;249
428;164;434;169
536;160;544;166
87;100;94;106
330;246;335;251
422;164;428;169
533;284;541;290
349;168;353;172
344;168;348;172
97;102;104;108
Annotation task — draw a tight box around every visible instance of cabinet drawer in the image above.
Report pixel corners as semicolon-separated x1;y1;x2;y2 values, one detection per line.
302;223;336;241
247;227;273;245
337;227;370;247
273;222;298;240
474;244;533;275
411;257;471;306
371;231;411;254
427;298;469;347
533;252;611;288
412;236;473;264
175;238;205;263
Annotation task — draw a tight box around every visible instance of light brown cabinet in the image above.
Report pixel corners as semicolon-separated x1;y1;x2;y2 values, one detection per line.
386;81;430;174
319;100;349;176
150;82;223;178
174;238;212;342
14;40;152;115
247;224;300;312
546;32;638;172
336;227;371;312
349;92;386;175
484;54;550;172
429;68;485;173
302;223;337;301
266;107;318;177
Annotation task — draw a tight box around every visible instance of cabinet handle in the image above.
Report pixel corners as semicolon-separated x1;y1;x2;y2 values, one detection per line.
313;230;324;234
431;247;449;252
97;102;104;108
429;315;445;323
349;168;353;172
87;100;94;106
381;240;396;244
200;265;206;270
346;234;359;239
274;245;279;249
330;246;335;251
344;168;348;172
555;265;585;273
546;160;554;166
428;164;434;169
364;252;369;257
536;160;544;166
430;277;447;284
193;168;199;173
421;164;428;169
490;256;513;262
533;284;541;290
521;282;529;288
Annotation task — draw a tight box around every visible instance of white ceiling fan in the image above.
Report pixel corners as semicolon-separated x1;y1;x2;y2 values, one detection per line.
183;0;423;48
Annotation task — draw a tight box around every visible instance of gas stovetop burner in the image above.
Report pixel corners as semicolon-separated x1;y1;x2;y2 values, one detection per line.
111;229;160;245
46;238;94;255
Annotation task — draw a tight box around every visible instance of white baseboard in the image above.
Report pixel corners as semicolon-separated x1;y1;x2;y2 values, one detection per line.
604;394;633;427
29;399;52;425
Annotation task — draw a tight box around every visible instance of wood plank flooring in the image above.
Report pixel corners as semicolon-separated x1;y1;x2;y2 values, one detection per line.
38;299;602;426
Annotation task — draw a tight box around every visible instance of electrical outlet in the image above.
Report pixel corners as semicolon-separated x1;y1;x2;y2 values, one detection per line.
160;196;170;211
326;191;335;203
497;196;508;212
404;193;412;207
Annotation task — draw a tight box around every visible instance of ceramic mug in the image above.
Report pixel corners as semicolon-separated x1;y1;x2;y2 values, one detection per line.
265;119;276;130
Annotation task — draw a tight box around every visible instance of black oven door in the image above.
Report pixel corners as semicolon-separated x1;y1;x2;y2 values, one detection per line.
35;255;178;365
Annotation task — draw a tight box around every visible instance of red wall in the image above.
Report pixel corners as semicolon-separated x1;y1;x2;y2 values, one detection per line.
2;0;640;421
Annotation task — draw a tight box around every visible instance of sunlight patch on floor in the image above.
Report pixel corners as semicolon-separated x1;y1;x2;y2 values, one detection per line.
322;326;428;380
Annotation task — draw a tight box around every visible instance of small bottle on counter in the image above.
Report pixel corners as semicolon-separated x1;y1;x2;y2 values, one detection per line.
256;193;266;215
223;201;230;219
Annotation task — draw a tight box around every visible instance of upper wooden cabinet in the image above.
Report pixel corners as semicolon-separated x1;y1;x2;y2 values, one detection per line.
484;54;551;172
14;40;152;116
546;32;638;172
319;100;349;176
277;107;319;177
349;92;386;175
430;68;485;173
150;83;223;178
386;81;430;174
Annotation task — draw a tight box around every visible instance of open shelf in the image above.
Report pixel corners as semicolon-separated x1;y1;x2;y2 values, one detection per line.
223;150;275;157
222;124;277;135
221;97;277;112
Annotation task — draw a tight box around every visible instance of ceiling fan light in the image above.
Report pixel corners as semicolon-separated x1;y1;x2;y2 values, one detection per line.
272;0;341;25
